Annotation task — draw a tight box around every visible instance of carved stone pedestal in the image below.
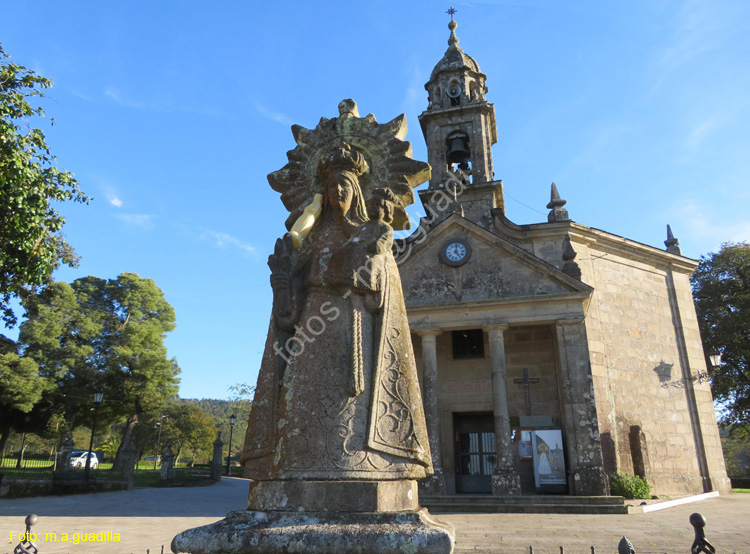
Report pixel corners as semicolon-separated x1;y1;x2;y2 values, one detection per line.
172;507;454;554
173;479;454;554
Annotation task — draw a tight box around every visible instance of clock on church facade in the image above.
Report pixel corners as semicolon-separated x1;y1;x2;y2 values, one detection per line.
440;239;471;267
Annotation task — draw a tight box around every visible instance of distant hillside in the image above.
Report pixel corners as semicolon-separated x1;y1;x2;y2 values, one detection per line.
180;397;251;454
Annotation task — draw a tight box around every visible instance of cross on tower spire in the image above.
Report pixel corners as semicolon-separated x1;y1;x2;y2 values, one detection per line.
446;6;457;21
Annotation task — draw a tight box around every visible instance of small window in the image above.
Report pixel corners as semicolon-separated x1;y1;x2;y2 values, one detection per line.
452;329;484;359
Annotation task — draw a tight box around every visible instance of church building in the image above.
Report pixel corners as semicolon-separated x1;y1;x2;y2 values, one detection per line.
398;17;731;501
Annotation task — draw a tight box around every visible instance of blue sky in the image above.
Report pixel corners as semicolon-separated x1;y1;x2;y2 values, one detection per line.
2;1;748;400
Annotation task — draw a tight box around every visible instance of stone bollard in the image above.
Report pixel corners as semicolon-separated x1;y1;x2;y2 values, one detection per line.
160;442;176;485
55;433;75;473
210;432;224;482
119;435;139;490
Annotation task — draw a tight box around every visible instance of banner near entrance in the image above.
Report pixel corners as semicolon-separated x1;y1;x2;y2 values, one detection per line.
531;430;567;492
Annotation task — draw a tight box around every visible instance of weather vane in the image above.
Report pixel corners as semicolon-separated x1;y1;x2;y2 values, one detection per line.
447;6;457;21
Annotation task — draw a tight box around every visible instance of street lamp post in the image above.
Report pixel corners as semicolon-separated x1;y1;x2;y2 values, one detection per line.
85;390;104;482
154;416;166;470
226;413;236;476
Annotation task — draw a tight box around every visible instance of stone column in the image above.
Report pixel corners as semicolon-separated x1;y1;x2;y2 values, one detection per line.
417;329;445;496
55;434;75;473
555;318;608;495
484;324;521;496
211;432;224;482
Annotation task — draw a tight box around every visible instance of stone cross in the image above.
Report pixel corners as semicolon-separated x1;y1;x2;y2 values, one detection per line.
513;368;539;416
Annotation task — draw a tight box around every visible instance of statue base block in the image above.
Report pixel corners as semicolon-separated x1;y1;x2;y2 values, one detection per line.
248;480;418;512
172;509;455;554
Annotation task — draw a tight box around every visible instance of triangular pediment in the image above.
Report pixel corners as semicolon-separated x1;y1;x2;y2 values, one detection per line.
397;215;592;308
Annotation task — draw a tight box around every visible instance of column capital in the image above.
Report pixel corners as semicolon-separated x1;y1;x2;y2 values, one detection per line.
416;328;443;338
482;324;509;337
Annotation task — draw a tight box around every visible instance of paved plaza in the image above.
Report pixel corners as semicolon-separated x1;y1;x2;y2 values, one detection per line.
1;479;748;553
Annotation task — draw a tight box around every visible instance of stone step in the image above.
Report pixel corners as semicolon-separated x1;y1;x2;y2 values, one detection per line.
421;495;629;514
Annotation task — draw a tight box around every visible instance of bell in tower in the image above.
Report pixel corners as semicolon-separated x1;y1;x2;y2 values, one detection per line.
418;13;505;223
447;133;470;165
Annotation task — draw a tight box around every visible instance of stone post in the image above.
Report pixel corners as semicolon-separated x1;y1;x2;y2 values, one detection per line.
484;324;521;495
55;434;75;473
160;443;176;485
119;436;139;490
417;329;445;496
555;318;608;495
211;432;224;482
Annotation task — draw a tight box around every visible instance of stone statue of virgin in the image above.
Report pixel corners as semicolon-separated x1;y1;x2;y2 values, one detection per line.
173;100;454;554
240;100;433;487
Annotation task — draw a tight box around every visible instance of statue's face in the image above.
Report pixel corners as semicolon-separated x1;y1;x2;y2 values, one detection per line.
328;173;354;215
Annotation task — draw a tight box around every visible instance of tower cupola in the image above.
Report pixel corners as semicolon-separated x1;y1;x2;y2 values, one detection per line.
418;15;504;225
426;19;488;110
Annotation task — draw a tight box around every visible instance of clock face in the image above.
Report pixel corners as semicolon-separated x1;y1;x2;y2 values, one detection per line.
440;239;471;266
445;242;467;262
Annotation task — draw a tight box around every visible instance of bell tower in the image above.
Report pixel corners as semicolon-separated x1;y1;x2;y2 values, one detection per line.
418;15;505;224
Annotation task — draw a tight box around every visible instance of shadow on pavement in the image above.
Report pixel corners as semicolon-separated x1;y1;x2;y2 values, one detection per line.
0;477;249;518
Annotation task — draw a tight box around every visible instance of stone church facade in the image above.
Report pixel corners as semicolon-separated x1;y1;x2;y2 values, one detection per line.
398;19;731;498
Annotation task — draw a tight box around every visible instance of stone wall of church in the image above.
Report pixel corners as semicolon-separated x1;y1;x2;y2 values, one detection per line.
567;236;730;495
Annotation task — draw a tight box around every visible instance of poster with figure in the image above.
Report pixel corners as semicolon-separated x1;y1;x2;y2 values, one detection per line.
532;430;567;490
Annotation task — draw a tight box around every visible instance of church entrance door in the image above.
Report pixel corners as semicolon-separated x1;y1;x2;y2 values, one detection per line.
453;412;496;494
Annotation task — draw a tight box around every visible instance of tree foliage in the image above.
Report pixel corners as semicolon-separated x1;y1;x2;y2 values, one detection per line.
191;395;251;450
160;402;216;464
0;44;89;326
721;426;750;478
691;241;750;426
17;273;180;463
0;336;45;452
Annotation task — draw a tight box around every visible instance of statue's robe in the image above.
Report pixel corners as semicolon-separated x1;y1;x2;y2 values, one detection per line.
240;240;432;481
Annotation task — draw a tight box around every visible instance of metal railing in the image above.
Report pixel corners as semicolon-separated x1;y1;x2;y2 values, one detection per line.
0;453;54;479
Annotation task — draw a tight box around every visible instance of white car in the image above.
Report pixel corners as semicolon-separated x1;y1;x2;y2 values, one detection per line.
68;450;99;469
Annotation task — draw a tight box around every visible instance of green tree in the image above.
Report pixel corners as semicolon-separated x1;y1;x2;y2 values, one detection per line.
191;394;251;455
100;434;121;462
691;242;750;426
0;44;89;327
0;336;45;452
161;402;216;465
19;281;99;433
721;426;750;478
18;273;180;466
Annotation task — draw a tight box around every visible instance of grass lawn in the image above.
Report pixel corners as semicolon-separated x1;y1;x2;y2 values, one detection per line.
733;488;750;493
134;470;161;488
